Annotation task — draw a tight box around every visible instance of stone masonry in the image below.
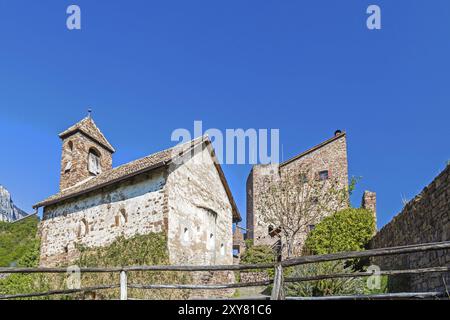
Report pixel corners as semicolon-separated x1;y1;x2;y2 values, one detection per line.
39;169;167;266
362;191;377;230
59;117;114;191
246;131;349;256
370;164;450;292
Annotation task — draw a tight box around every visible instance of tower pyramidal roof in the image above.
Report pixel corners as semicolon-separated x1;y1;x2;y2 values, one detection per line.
59;116;115;153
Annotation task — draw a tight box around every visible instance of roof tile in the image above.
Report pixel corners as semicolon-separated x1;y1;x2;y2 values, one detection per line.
59;117;115;152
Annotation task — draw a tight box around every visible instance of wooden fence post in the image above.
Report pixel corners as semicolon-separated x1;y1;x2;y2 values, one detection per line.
271;263;285;300
120;270;128;300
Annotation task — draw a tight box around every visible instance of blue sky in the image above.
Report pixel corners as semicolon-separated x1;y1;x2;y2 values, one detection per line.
0;1;449;229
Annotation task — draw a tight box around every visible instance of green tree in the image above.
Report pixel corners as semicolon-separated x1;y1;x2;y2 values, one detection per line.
304;208;376;255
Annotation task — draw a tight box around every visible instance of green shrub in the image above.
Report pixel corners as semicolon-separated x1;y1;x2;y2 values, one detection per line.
304;208;376;255
0;230;191;300
285;261;366;297
73;233;191;300
240;244;276;281
288;208;381;297
240;245;276;265
76;233;170;267
364;274;389;295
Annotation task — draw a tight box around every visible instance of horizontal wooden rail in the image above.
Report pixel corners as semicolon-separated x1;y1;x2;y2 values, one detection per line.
125;266;449;291
128;280;273;290
282;241;450;267
0;263;274;274
199;296;271;301
286;292;447;300
123;264;275;272
1;241;448;274
0;284;120;300
3;265;446;300
284;266;450;283
1;241;448;300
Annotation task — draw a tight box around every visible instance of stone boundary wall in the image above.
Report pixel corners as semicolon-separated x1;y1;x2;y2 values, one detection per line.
189;271;236;299
370;165;450;292
240;271;270;283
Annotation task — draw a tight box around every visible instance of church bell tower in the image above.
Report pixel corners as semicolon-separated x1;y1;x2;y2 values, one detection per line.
58;113;115;191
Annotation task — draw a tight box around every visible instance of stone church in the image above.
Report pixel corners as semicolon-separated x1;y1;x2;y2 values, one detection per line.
34;116;241;267
239;131;376;257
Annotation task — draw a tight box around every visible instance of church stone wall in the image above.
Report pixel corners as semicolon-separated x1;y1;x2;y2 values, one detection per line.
166;145;235;298
166;145;234;266
39;169;166;267
370;165;450;292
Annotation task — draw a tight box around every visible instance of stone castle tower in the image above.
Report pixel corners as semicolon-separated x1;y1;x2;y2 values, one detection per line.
58;115;115;190
246;131;350;253
245;131;377;257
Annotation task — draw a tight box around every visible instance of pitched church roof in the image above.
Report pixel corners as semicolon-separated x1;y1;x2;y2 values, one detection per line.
33;136;242;222
59;116;115;153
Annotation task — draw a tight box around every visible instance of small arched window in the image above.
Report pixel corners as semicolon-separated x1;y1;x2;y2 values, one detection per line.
207;232;215;250
77;219;88;238
220;243;225;256
88;148;101;175
65;141;74;173
318;170;329;181
183;227;189;242
115;209;127;227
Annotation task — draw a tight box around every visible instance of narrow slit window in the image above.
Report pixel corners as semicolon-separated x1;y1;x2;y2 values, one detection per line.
88;148;101;175
183;228;189;242
319;170;329;181
65;141;74;173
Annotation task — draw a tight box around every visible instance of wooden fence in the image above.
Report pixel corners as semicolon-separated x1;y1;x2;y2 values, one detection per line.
0;241;449;300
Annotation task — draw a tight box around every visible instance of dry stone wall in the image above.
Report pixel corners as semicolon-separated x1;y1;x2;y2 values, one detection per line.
370;165;450;292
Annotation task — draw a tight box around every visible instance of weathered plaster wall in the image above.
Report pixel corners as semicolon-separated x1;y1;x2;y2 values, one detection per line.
370;165;450;292
165;146;235;297
60;131;113;191
166;145;234;266
40;169;166;266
